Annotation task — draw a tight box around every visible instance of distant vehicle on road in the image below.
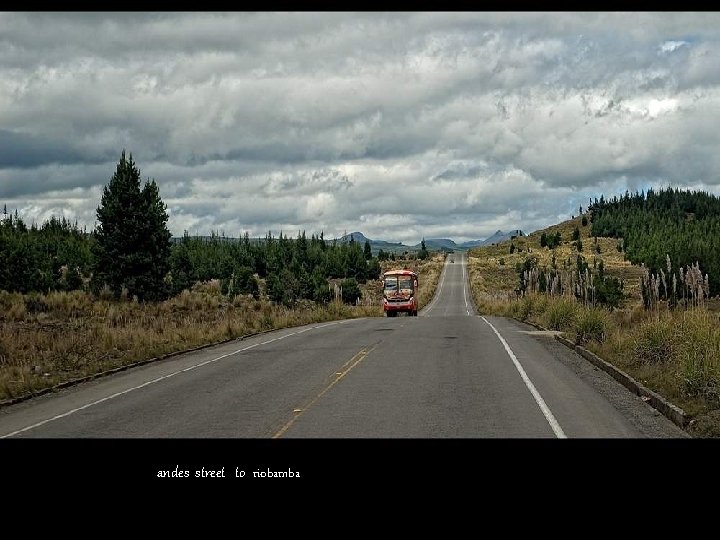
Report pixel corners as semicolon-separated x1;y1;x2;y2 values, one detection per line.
382;269;418;317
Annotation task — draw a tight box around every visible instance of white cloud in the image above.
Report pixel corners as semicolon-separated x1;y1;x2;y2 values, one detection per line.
660;40;688;54
2;13;720;244
647;98;679;117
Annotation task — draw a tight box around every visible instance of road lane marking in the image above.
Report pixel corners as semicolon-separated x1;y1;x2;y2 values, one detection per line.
463;255;470;315
0;319;365;439
481;317;567;438
272;343;378;438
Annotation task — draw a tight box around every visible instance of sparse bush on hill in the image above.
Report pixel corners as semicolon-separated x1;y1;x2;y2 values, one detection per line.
546;231;561;249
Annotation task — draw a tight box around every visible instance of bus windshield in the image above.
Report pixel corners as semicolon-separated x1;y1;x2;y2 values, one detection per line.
398;276;414;290
384;277;398;291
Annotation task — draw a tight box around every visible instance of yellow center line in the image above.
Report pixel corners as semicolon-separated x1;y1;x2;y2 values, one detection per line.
272;343;378;439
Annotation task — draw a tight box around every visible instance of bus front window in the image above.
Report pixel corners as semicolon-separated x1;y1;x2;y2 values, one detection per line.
384;278;398;291
398;277;413;291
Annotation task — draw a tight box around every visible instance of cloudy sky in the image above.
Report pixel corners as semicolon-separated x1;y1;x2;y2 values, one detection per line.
2;12;720;245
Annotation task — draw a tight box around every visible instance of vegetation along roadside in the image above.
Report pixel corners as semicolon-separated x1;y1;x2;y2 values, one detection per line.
468;189;720;437
0;152;442;403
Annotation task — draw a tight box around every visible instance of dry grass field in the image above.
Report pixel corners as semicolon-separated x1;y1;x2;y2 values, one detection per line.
0;256;443;403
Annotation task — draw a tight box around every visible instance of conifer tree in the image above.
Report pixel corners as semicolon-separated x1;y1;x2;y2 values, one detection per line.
91;151;172;301
418;238;429;260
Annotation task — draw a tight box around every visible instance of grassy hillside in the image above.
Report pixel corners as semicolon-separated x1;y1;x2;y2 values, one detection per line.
468;214;644;301
467;213;720;437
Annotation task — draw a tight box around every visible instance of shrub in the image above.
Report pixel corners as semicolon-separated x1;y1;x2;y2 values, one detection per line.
595;275;623;309
24;294;49;314
7;301;27;322
0;291;24;318
531;294;549;316
340;278;361;304
676;311;720;404
515;295;534;321
575;307;610;344
632;318;675;365
543;297;578;331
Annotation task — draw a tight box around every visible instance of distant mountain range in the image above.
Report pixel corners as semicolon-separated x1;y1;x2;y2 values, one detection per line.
339;230;525;253
171;230;525;254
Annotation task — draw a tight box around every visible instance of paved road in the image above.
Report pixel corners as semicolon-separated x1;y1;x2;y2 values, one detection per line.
0;252;686;438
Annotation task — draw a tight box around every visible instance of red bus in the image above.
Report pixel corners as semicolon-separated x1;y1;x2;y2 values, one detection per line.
382;269;418;317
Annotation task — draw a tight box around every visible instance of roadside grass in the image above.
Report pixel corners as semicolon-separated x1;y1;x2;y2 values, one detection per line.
468;252;720;436
0;256;443;402
584;309;720;424
0;289;378;401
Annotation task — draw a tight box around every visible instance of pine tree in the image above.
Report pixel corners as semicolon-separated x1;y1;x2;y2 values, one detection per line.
418;238;429;260
169;240;196;295
364;239;372;260
91;151;172;301
341;278;362;304
346;240;368;282
367;257;381;280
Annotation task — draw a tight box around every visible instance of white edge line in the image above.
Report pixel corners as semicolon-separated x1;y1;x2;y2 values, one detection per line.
481;316;567;439
463;254;470;315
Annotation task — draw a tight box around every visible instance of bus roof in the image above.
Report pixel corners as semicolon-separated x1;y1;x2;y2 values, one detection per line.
383;269;418;278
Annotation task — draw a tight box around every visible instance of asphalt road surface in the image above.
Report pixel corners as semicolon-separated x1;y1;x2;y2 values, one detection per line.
0;252;686;438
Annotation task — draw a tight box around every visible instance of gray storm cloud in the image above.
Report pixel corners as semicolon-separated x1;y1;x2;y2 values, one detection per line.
2;12;720;245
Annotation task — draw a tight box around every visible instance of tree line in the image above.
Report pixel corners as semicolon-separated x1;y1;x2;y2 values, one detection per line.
589;187;720;297
0;212;92;294
0;152;383;305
